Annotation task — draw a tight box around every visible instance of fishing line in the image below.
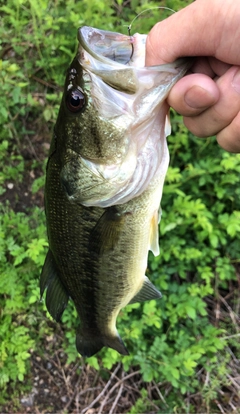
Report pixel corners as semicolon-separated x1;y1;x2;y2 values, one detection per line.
126;7;176;61
127;6;176;35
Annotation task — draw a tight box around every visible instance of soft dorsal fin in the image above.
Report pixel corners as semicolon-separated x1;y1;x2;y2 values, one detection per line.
40;249;54;297
128;276;162;305
40;249;69;322
149;210;160;256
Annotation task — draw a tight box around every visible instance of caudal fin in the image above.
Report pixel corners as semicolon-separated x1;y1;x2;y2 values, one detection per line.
76;330;129;357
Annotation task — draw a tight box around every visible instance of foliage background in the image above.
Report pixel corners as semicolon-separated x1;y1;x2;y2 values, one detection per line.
0;0;240;412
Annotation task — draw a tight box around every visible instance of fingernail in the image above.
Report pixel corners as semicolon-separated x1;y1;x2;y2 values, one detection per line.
184;86;213;109
232;69;240;94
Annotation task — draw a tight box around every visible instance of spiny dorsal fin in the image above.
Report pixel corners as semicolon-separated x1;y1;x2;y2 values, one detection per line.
40;249;69;322
128;276;162;305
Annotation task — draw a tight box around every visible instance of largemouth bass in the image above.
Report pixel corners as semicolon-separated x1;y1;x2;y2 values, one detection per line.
40;26;190;357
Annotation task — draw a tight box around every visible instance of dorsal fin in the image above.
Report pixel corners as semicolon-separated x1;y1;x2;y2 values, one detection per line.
40;249;69;322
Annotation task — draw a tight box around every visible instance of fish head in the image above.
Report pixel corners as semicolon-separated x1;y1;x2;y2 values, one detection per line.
55;26;191;206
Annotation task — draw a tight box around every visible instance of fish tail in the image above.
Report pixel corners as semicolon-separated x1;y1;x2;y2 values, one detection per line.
105;334;129;356
76;330;129;357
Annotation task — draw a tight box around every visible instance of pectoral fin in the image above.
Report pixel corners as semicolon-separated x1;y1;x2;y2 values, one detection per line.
90;207;126;255
40;249;69;322
149;210;160;256
128;276;162;304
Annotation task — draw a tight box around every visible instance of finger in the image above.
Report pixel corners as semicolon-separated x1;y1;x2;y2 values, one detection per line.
216;111;240;153
191;57;231;77
167;73;219;116
146;0;240;66
183;66;240;137
207;57;231;77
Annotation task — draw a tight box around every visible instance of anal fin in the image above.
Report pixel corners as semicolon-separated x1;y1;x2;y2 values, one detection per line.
40;249;69;322
128;276;162;305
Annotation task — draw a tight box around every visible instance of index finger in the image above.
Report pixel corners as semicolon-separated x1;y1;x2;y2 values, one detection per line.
145;0;240;66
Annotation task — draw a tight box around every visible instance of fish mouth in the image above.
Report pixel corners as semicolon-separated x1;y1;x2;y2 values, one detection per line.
77;26;192;95
78;26;134;66
77;26;146;94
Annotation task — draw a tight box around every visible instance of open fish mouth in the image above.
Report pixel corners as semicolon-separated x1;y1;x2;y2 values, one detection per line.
77;25;148;94
78;26;136;66
77;25;191;78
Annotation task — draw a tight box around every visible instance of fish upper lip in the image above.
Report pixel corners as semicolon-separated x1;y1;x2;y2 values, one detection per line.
78;25;134;66
78;26;193;70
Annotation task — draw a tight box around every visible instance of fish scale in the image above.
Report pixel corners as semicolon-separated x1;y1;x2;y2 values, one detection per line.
40;26;191;357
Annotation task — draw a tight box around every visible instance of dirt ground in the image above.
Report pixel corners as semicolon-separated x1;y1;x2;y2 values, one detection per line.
3;324;240;414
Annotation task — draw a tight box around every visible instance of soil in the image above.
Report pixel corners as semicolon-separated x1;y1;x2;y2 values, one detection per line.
0;120;50;212
3;316;240;414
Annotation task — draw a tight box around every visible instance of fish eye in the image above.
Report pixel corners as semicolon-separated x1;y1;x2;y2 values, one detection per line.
66;89;85;113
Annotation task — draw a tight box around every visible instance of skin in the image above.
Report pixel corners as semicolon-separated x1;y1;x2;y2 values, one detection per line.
146;0;240;153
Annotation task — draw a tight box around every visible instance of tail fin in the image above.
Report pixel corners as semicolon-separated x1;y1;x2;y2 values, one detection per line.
76;330;129;357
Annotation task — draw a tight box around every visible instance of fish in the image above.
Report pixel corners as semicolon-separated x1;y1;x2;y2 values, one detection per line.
40;25;190;357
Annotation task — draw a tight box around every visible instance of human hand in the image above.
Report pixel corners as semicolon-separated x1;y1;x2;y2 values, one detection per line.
146;0;240;152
